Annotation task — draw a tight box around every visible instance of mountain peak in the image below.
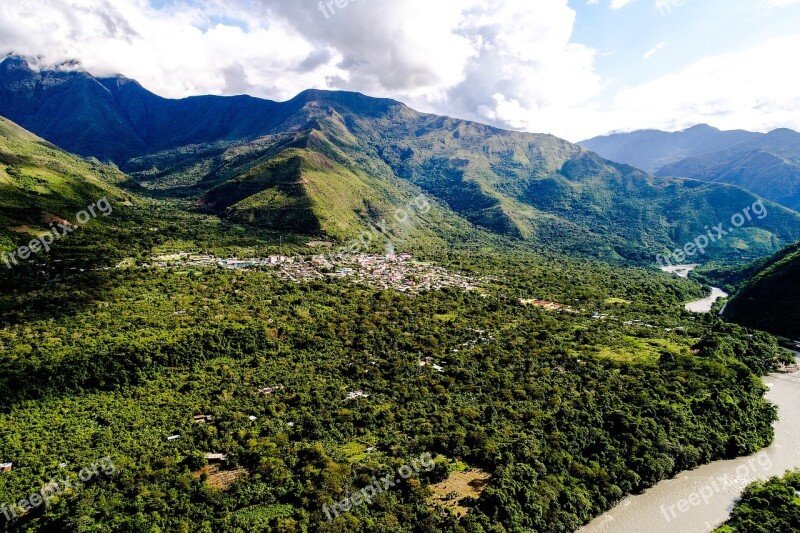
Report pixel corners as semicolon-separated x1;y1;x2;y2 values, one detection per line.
766;127;800;138
289;88;405;117
0;54;32;70
681;124;719;133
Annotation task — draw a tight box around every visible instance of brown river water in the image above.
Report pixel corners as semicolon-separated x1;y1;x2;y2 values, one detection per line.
578;367;800;533
581;266;799;531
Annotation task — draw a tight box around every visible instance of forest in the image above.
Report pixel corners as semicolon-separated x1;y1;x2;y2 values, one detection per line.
714;470;800;533
0;200;792;532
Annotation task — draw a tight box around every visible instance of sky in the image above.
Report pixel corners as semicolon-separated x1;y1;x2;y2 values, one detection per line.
0;0;799;141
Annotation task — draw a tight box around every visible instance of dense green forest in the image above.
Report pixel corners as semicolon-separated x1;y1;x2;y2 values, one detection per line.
0;84;795;533
721;241;800;340
714;470;800;533
0;196;792;532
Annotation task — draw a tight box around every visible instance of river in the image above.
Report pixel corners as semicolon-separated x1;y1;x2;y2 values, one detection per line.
578;265;800;532
659;265;729;313
685;287;729;313
578;368;800;533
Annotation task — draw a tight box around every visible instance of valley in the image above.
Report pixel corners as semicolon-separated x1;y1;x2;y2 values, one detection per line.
146;251;484;294
0;43;799;533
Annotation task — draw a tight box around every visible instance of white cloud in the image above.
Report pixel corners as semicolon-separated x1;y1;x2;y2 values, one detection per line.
610;0;638;9
589;36;800;137
258;0;477;98
0;0;603;138
435;0;602;134
0;0;339;99
0;0;797;142
254;0;603;138
761;0;800;6
643;42;667;59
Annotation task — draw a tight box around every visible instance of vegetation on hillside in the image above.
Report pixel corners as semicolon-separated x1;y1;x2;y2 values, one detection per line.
720;241;800;339
0;100;796;532
3;56;800;264
0;189;791;531
714;470;800;533
0;116;132;252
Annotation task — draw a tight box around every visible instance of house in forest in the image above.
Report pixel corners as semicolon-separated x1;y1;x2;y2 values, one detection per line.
204;453;228;462
0;463;12;473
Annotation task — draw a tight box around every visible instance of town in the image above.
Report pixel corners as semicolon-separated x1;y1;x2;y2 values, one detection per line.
146;251;484;295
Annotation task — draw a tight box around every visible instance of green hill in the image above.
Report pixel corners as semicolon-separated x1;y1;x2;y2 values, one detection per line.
723;241;800;339
129;93;800;263
0;117;129;251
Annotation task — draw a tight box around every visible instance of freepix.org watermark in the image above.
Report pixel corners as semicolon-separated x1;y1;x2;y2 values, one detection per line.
1;456;116;522
656;0;685;16
318;0;365;19
659;450;772;522
320;194;431;264
657;199;768;268
1;197;113;269
323;452;435;521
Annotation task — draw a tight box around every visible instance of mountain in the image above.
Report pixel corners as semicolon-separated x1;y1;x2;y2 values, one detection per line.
0;115;128;249
656;129;800;211
129;93;800;262
580;125;762;173
581;125;800;211
723;241;800;339
0;55;317;162
3;56;800;262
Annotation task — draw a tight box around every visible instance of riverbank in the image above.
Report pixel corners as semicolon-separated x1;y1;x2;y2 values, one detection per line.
685;287;729;313
579;364;800;533
659;265;728;313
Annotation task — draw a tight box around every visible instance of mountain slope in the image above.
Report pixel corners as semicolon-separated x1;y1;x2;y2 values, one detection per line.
581;124;800;211
3;56;800;262
136;95;800;262
723;241;800;339
656;129;800;211
0;56;401;163
580;125;762;173
0;56;294;162
0;116;128;250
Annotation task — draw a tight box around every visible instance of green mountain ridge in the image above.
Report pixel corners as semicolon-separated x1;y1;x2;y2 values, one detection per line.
723;241;800;339
0;116;130;250
3;56;800;264
130;95;800;263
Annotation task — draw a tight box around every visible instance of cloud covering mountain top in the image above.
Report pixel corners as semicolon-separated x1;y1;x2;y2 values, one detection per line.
0;0;798;140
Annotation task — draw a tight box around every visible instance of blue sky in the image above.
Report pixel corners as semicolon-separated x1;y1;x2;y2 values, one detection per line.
1;0;799;140
570;0;800;99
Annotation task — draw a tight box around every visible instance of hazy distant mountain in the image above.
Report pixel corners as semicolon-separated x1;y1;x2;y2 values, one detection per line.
580;125;762;173
656;129;800;211
581;125;800;211
3;55;800;262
